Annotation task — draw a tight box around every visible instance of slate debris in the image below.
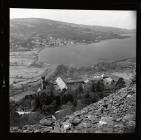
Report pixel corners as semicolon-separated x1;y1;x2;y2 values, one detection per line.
10;82;136;133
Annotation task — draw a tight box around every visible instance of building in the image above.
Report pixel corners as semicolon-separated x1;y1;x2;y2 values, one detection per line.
55;77;68;91
103;77;114;89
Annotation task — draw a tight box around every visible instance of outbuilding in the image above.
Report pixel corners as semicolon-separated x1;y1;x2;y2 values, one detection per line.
103;77;114;89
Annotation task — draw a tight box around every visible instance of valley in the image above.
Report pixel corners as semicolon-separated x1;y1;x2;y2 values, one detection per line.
9;18;136;133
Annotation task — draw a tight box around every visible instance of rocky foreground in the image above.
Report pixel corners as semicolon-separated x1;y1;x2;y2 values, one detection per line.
10;82;136;133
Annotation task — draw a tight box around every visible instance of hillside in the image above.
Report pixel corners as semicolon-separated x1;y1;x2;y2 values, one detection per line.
42;57;136;81
10;18;133;51
10;57;136;98
9;56;136;133
10;81;136;133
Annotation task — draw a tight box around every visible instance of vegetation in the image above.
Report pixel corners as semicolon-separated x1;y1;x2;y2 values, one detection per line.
115;77;126;90
10;59;134;127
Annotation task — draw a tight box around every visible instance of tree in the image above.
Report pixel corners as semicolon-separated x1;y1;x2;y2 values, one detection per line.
78;84;84;94
89;92;100;103
91;81;96;92
115;77;126;90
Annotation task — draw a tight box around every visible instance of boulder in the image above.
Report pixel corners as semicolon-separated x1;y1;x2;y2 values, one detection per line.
42;127;52;132
98;116;113;127
122;114;135;123
39;118;53;126
71;117;82;126
62;122;72;131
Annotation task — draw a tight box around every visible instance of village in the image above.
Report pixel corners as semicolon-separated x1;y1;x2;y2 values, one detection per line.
10;72;128;116
10;47;136;129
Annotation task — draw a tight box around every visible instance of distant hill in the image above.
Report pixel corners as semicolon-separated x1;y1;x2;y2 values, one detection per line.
10;18;134;50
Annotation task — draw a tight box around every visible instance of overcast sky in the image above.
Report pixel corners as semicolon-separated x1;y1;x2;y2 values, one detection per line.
10;8;136;29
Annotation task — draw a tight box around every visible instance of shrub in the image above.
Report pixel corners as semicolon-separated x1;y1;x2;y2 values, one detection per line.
88;92;100;103
75;99;86;111
78;84;84;94
26;112;44;125
115;77;126;90
131;74;136;85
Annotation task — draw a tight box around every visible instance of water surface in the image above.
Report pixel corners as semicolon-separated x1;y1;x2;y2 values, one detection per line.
39;34;136;66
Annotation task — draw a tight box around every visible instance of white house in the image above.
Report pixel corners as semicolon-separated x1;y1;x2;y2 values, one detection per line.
93;74;104;79
55;77;68;91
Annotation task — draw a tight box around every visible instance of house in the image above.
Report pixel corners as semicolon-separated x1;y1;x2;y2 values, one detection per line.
103;77;114;89
93;74;104;79
55;77;68;91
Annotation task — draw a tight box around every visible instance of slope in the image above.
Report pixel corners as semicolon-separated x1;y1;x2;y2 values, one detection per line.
10;81;136;133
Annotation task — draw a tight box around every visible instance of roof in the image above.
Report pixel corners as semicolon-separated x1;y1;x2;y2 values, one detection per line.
67;79;85;84
103;77;113;82
55;77;67;91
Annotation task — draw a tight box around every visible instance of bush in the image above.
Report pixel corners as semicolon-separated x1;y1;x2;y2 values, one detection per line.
78;84;84;94
26;112;44;125
75;99;86;111
88;92;100;103
10;111;45;127
131;74;136;85
115;77;126;90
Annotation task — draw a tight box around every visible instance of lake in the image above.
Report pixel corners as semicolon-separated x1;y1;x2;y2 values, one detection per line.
39;33;136;66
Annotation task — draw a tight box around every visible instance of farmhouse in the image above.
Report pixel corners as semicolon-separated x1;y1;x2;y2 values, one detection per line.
55;77;68;91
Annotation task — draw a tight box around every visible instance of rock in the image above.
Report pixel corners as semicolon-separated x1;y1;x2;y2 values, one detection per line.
39;118;53;126
52;115;56;120
85;122;92;128
23;130;29;133
63;122;72;130
34;129;41;133
102;126;114;133
122;114;135;123
87;115;92;120
42;127;52;132
72;130;79;133
82;122;87;128
113;123;125;133
96;108;103;115
71;117;82;126
10;81;136;133
75;122;87;130
95;130;102;133
124;121;135;133
115;118;122;122
11;126;19;131
126;121;135;127
127;95;132;98
53;126;61;133
98;116;113;127
23;125;29;130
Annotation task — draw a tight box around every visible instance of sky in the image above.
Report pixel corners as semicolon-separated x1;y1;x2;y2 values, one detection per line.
10;8;136;29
